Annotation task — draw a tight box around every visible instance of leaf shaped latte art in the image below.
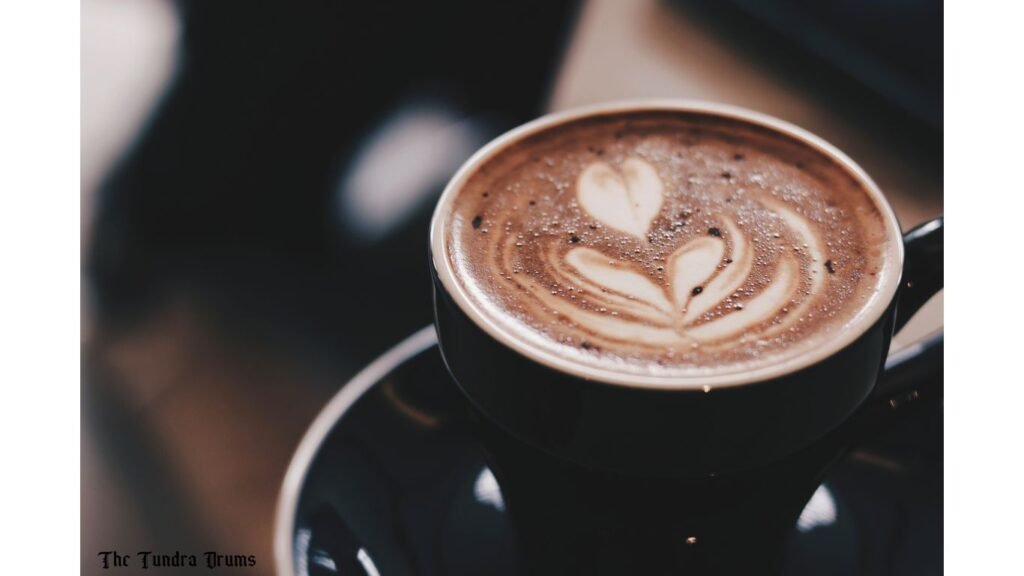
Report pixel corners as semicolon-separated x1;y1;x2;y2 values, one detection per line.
496;158;831;352
543;211;818;348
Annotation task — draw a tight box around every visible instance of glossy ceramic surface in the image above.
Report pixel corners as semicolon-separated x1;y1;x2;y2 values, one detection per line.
276;327;941;576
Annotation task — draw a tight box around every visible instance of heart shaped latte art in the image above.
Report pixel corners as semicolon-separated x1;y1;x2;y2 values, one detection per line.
577;158;664;239
527;158;826;348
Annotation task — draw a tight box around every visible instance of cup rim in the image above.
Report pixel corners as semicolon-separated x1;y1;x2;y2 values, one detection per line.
430;99;904;390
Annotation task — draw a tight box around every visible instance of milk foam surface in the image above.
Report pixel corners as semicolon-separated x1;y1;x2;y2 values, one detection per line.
445;111;893;377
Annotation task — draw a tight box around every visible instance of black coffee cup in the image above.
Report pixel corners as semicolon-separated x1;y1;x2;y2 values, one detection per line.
429;101;942;575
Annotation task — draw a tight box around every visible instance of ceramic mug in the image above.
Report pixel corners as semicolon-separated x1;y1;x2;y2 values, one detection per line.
429;101;942;575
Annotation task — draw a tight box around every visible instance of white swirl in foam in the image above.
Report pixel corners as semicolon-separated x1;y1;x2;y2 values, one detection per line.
505;158;829;351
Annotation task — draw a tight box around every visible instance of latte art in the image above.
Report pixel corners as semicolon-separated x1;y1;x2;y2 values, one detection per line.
444;111;893;376
487;159;826;354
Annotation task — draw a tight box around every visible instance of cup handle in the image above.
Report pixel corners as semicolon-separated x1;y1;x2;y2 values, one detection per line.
872;217;943;401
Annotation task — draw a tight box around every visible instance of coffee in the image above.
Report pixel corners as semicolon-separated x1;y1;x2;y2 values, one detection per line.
440;110;897;378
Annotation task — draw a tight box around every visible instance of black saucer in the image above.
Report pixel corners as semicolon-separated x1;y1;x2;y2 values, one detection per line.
275;327;942;576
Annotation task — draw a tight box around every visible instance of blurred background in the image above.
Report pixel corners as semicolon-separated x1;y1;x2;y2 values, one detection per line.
81;0;942;573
